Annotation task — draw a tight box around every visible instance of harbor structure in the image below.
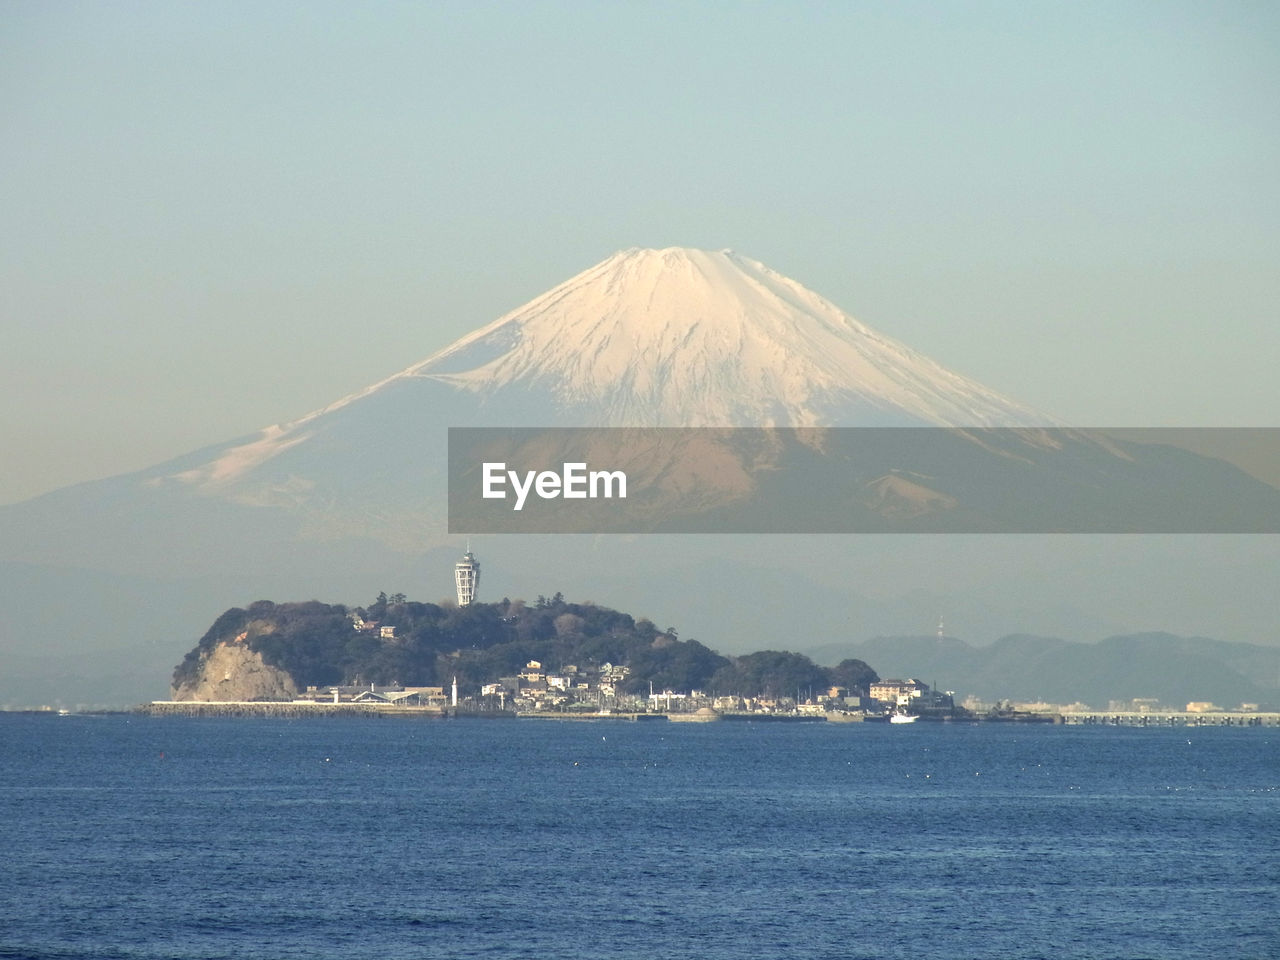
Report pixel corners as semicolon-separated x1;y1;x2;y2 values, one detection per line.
454;547;480;606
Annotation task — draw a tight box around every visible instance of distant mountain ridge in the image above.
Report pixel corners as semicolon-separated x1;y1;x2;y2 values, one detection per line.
808;632;1280;709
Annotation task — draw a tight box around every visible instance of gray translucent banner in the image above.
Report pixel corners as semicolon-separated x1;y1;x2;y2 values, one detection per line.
448;428;1280;534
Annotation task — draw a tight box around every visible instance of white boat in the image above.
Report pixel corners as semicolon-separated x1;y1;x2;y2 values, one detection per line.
889;711;918;724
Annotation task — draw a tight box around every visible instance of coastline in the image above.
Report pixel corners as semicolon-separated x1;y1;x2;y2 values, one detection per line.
133;701;1280;726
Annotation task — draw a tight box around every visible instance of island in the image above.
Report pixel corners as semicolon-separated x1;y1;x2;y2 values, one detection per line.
156;593;897;720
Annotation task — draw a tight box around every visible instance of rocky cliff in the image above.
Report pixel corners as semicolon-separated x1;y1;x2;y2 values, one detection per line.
171;639;298;702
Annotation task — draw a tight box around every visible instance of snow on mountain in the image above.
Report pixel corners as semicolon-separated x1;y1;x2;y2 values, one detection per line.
171;247;1047;493
395;247;1040;427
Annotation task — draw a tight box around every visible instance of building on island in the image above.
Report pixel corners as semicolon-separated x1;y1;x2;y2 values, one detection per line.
869;678;954;715
869;678;929;707
454;547;480;606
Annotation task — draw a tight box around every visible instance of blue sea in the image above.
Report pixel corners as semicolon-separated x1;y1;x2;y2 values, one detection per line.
1;715;1276;960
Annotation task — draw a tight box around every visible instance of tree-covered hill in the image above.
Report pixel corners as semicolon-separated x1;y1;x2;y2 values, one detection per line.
173;593;878;698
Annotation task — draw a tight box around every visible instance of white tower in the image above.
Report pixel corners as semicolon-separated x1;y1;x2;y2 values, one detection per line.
454;546;480;606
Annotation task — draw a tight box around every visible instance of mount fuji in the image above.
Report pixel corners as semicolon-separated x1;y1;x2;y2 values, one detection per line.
3;247;1279;705
159;247;1046;517
28;246;1062;553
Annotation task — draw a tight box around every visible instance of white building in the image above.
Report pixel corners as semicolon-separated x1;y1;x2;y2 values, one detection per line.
454;548;480;606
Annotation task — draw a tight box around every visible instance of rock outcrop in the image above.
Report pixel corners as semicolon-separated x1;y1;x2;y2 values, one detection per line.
171;640;298;702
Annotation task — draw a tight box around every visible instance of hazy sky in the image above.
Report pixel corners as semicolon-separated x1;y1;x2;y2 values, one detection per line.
3;1;1278;505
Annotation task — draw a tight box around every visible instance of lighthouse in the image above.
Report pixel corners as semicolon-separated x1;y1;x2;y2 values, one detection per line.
454;546;480;606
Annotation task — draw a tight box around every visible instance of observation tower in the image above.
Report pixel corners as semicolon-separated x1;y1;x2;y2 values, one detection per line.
454;547;480;606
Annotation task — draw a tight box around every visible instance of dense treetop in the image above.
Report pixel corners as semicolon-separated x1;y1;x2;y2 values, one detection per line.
174;593;877;698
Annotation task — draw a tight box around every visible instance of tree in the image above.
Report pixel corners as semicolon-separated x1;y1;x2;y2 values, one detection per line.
623;639;728;695
828;658;878;693
711;650;829;698
554;613;584;638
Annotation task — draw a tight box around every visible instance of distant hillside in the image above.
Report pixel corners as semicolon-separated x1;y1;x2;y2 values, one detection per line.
808;633;1280;709
173;594;878;701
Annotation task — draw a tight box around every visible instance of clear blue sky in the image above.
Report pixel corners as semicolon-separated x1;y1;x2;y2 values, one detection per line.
3;1;1277;504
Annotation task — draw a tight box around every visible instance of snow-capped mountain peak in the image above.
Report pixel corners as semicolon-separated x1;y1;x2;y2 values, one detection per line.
166;247;1047;493
389;246;1042;428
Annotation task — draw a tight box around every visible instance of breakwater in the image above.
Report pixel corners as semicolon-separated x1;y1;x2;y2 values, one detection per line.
142;700;457;719
1059;710;1280;727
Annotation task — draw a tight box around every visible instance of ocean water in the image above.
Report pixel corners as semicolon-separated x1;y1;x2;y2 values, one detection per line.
0;715;1276;960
